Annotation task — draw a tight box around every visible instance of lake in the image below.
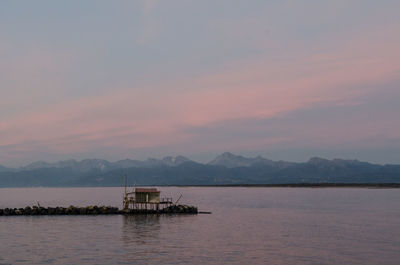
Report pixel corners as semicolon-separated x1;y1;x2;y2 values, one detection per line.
0;187;399;264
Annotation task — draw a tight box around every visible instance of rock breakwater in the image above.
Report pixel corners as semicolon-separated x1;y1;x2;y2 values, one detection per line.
0;205;198;216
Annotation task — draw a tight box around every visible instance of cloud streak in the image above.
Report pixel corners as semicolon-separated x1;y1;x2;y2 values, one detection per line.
1;24;399;166
1;2;400;166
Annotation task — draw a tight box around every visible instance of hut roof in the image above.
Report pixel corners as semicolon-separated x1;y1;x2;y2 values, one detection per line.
135;188;159;193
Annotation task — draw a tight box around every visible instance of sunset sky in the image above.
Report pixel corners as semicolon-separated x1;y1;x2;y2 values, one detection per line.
1;1;400;167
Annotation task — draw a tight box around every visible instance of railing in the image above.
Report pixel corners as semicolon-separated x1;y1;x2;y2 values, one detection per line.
124;195;173;205
161;197;173;203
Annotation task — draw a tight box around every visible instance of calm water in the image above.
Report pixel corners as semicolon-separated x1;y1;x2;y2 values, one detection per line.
0;187;399;265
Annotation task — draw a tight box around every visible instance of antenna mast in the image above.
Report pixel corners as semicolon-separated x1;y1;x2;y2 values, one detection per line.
124;174;127;196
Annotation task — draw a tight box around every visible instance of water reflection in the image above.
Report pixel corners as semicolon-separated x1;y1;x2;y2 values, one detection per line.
2;188;399;265
121;215;161;245
120;214;201;263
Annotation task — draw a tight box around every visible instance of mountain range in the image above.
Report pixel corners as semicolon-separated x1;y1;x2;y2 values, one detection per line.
0;152;399;187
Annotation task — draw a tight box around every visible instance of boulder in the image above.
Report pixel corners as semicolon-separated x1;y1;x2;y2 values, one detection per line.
48;207;55;215
79;207;87;215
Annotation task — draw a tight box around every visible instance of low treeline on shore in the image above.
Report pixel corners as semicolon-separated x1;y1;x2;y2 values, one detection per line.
187;183;400;188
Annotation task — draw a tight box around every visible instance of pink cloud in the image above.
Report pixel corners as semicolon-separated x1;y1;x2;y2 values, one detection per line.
0;44;78;120
1;24;399;163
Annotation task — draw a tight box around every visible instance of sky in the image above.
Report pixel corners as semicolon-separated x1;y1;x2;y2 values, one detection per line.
1;0;400;167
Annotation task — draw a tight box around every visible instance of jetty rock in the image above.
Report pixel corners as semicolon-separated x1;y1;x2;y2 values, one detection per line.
0;205;197;216
0;206;120;216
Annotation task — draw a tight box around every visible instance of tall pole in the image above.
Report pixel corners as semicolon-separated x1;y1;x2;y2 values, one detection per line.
124;174;127;196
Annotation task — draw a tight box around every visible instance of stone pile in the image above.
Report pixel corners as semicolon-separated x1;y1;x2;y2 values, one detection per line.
0;204;198;216
162;204;198;214
0;205;119;216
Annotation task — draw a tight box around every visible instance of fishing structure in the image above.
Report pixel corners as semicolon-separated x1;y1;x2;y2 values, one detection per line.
122;175;175;212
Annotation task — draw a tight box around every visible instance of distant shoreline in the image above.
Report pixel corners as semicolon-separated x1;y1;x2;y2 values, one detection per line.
1;183;400;189
174;183;400;188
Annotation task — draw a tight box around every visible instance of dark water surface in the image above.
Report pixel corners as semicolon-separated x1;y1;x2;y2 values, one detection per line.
0;187;399;264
